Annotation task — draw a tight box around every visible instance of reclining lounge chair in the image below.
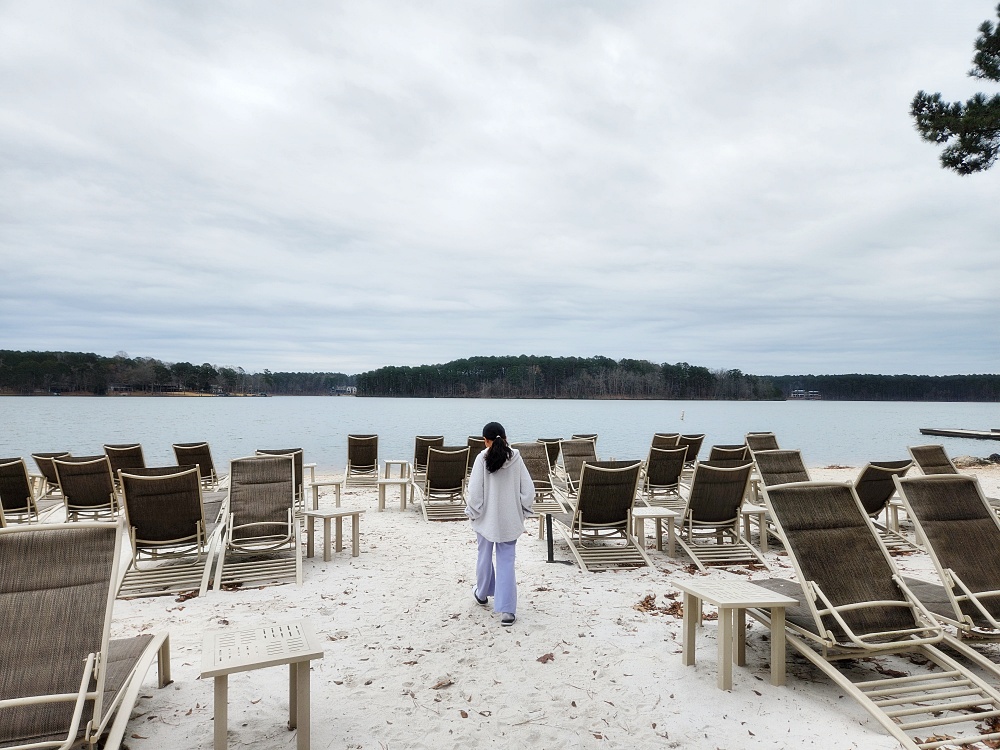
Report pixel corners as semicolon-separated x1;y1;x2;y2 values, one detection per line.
172;442;227;491
345;434;379;486
512;442;565;538
0;457;41;524
53;456;120;521
416;447;470;521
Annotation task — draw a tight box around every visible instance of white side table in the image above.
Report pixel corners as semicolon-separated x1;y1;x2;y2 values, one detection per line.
303;508;364;560
741;504;769;553
201;621;324;750
309;479;344;511
631;506;680;557
672;578;797;690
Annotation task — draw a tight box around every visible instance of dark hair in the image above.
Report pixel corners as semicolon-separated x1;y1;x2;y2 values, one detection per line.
483;421;512;473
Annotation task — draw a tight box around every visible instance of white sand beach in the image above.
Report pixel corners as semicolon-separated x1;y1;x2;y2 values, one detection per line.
107;464;1000;750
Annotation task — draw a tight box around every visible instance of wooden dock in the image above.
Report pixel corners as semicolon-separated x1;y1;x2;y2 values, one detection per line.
919;428;1000;441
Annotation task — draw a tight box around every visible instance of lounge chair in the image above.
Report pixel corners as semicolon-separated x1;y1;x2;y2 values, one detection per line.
853;460;915;551
345;435;379;486
512;442;565;537
412;436;444;485
0;457;41;524
536;438;562;473
752;481;1000;749
557;438;599;503
256;448;305;513
104;443;146;485
0;520;171;750
550;461;649;572
677;434;706;477
466;437;486;476
415;446;469;521
909;443;1000;509
118;466;221;598
571;433;598;445
31;451;70;502
754;449;811;487
651;433;681;448
745;432;780;452
213;454;302;590
53;456;120;521
676;461;764;571
172;441;227;490
707;444;751;468
640;445;687;509
895;475;1000;652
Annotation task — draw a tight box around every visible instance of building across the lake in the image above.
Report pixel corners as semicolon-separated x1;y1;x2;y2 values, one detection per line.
789;389;822;400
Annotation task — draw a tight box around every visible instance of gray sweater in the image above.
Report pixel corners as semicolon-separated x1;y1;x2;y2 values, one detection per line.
465;448;535;542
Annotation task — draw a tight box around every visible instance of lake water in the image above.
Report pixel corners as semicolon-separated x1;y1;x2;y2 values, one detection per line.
1;396;998;472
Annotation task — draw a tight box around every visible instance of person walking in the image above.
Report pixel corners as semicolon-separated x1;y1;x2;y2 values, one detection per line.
466;421;534;626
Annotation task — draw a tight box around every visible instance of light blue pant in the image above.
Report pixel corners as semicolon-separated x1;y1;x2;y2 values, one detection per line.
476;533;517;614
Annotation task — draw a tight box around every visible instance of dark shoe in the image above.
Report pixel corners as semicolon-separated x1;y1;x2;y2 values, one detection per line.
473;586;488;606
501;612;516;627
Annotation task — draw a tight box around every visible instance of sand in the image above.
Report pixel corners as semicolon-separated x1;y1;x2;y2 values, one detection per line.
107;465;1000;750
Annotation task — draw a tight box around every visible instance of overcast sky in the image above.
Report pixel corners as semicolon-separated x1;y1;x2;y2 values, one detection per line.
1;2;997;376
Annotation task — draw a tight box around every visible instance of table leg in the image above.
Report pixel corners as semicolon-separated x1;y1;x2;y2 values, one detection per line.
352;514;360;557
322;518;332;562
288;662;297;729
719;606;733;690
334;483;341;508
666;518;676;558
296;659;310;750
306;516;315;559
654;518;663;551
335;517;343;553
546;514;554;563
682;592;697;666
378;484;386;512
311;485;319;512
735;607;747;666
758;511;768;553
770;606;786;686
214;675;228;750
633;517;645;549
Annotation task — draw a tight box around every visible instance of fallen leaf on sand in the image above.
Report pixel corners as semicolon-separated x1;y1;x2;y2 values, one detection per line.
537;653;555;663
460;710;469;718
430;678;453;690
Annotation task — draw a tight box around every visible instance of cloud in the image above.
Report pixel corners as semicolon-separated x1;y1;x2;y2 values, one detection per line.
1;1;997;375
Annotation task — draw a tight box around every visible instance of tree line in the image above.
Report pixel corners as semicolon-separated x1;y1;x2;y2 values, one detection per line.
0;350;353;395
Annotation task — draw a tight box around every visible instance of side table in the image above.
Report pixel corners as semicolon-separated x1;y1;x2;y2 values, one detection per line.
632;506;680;557
304;508;364;560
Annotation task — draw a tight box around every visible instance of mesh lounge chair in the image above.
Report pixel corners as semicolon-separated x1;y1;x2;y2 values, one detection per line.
536;439;562;473
172;442;226;490
345;435;379;486
677;434;706;478
676;461;764;571
256;448;305;514
512;442;565;538
707;444;751;468
412;436;444;485
752;481;1000;749
557;439;599;504
214;455;302;590
571;433;598;445
651;433;681;448
895;475;1000;650
853;460;915;551
127;464;225;523
745;432;780;453
53;456;120;521
550;461;649;572
754;450;811;487
0;520;171;750
640;445;687;509
416;447;469;521
118;466;221;598
466;437;486;476
0;457;41;524
909;443;1000;510
103;444;146;485
31;451;70;502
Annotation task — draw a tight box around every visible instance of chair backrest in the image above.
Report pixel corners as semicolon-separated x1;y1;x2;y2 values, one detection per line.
512;443;553;493
466;437;486;474
425;447;469;493
103;444;146;476
763;481;919;638
908;445;958;476
560;439;599;491
172;442;218;483
31;451;71;485
347;435;379;475
228;455;295;541
853;460;912;516
651;433;681;448
754;450;810;487
0;458;33;516
896;475;1000;621
413;436;444;472
571;434;598;446
644;446;688;488
256;448;304;498
686;462;753;524
574;461;641;528
677;434;705;463
120;467;205;547
119;465;198;478
536;439;562;470
707;445;751;468
745;432;780;452
53;456;116;512
0;521;120;745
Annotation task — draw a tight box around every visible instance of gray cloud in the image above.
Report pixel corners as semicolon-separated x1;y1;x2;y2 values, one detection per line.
1;1;998;375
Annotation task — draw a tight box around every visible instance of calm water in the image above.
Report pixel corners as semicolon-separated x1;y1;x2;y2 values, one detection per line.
1;396;998;472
